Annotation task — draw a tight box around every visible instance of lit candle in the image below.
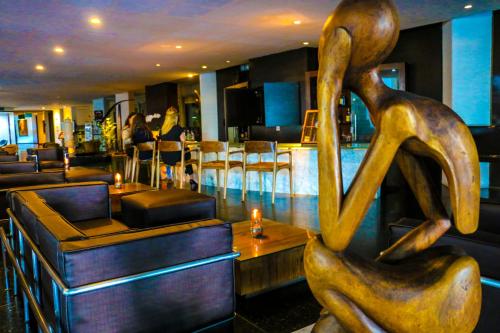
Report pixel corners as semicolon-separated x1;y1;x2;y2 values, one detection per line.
250;208;263;238
114;173;122;189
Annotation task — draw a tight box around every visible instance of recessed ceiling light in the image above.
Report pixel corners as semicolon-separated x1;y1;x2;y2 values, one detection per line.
226;60;231;63
155;63;161;67
42;107;46;110
188;73;195;78
88;16;102;26
53;46;65;54
35;64;45;71
302;41;310;45
201;65;208;69
175;45;182;49
293;20;302;25
464;4;472;9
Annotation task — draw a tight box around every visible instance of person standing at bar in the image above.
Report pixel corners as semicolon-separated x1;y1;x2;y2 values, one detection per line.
159;107;197;191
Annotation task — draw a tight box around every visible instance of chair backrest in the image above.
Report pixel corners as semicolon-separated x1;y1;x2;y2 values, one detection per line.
244;141;276;154
200;141;226;153
157;141;182;153
136;141;156;151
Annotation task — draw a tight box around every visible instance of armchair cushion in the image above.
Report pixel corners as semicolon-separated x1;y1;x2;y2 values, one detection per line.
0;155;18;162
36;147;63;161
121;189;216;228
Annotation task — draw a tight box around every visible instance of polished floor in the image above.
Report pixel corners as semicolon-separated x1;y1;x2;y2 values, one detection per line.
0;185;386;333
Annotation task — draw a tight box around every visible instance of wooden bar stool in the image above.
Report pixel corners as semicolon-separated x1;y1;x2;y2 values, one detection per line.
242;141;293;204
197;141;243;199
131;141;156;186
154;141;198;189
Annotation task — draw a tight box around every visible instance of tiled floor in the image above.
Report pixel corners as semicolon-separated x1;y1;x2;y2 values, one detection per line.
0;185;385;333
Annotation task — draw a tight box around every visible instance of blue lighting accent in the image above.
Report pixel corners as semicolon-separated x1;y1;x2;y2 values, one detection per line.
451;12;492;125
480;162;490;189
481;276;500;289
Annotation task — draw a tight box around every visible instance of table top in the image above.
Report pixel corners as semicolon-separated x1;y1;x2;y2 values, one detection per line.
108;183;155;197
232;219;316;261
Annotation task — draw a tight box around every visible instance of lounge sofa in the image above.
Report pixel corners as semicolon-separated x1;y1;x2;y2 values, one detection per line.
28;146;65;170
0;162;114;220
2;182;236;333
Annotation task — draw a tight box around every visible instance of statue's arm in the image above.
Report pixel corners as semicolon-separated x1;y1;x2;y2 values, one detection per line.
317;27;351;244
377;149;451;262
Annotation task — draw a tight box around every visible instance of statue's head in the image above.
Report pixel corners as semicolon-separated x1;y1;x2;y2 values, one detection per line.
320;0;400;79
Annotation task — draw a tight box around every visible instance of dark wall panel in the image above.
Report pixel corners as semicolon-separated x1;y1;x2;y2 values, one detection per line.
145;82;178;130
249;47;317;142
216;66;245;141
385;23;443;101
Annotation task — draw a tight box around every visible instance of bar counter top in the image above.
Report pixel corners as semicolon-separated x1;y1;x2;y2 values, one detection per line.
198;142;370;196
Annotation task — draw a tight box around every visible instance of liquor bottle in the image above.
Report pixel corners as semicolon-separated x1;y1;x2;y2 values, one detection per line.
345;107;351;123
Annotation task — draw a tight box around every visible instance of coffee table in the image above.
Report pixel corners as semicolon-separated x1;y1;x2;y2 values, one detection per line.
108;183;155;214
232;219;316;296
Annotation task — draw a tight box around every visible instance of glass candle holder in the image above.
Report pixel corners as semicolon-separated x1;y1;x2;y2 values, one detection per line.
250;208;263;238
64;153;70;171
114;173;123;189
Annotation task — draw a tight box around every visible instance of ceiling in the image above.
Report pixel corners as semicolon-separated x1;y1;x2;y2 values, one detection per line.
1;0;499;107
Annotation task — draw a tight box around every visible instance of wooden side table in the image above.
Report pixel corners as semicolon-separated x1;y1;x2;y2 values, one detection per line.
232;219;316;296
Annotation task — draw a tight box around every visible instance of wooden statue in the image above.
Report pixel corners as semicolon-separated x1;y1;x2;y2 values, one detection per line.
304;0;482;331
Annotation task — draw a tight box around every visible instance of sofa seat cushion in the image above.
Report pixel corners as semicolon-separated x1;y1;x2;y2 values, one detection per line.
74;218;129;237
389;218;500;279
0;155;18;162
40;160;64;169
121;189;216;228
65;166;114;184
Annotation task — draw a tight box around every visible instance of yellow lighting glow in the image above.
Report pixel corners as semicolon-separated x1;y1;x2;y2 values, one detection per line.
156;63;161;67
201;65;207;69
188;73;195;78
464;4;472;9
35;64;45;71
88;16;102;26
53;46;65;54
302;41;310;45
175;45;182;49
293;20;302;25
226;60;231;63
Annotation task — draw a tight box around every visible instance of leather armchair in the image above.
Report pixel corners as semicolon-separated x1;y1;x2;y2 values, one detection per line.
31;147;65;170
3;182;236;333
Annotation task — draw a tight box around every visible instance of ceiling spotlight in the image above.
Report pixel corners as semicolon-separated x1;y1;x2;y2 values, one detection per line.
302;41;310;45
53;46;65;54
188;73;194;78
155;63;161;67
35;64;45;71
175;45;182;49
464;4;472;9
225;60;231;63
201;65;208;69
88;16;102;26
42;107;46;110
293;20;302;25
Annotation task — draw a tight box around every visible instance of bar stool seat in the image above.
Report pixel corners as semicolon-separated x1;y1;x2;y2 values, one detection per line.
245;161;289;170
202;160;243;169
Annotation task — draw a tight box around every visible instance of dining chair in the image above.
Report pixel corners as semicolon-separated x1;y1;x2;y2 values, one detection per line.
242;141;293;204
131;141;156;186
197;141;243;199
154;141;198;189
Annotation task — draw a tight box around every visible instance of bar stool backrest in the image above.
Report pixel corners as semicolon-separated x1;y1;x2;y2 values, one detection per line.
244;141;276;154
136;141;156;152
157;141;182;153
200;141;226;153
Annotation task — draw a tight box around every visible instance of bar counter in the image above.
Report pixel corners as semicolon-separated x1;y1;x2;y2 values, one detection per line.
199;143;369;196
